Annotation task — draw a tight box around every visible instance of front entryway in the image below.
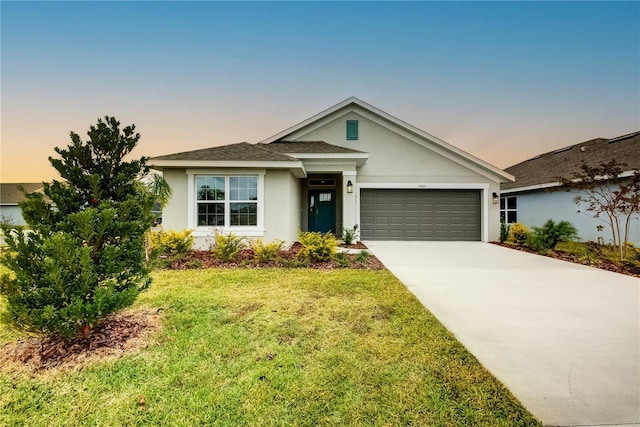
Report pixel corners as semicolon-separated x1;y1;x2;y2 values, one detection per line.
308;190;336;233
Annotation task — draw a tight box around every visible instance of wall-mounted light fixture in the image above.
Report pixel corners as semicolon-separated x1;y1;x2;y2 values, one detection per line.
492;192;499;204
347;180;354;193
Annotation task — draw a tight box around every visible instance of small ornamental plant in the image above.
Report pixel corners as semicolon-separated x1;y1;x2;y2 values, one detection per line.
507;222;529;245
0;117;155;340
211;231;245;261
150;229;194;257
297;231;337;262
250;238;284;263
528;220;578;251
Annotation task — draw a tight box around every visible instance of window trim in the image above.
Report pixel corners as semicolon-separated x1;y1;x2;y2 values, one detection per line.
500;196;517;224
187;169;265;237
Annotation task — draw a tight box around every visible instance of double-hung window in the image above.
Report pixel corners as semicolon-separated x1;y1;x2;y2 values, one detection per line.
196;176;258;227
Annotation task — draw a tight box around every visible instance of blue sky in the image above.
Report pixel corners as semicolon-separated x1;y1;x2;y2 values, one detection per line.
2;1;639;181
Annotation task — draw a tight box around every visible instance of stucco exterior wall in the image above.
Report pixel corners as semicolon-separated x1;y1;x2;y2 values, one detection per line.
161;169;188;233
264;169;300;242
289;108;504;242
0;206;25;225
513;189;639;245
290;110;491;184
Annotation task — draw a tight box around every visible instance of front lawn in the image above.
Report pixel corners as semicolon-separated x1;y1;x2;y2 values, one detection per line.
0;269;540;426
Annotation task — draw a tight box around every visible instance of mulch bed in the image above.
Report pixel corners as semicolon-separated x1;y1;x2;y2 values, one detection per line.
164;242;385;271
491;242;640;278
0;310;162;372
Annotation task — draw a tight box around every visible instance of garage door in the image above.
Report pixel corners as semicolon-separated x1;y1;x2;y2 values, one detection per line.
360;189;481;241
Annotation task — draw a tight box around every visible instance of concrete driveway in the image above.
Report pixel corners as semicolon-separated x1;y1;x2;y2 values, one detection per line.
366;241;639;427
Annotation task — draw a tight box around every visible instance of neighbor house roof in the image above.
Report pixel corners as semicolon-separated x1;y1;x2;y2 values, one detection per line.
0;183;45;205
502;131;640;192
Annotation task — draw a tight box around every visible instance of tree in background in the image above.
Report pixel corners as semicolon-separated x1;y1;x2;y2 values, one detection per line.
0;117;156;339
557;160;640;260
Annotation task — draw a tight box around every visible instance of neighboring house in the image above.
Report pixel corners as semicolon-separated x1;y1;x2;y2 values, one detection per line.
0;183;44;226
151;97;514;248
501;131;640;245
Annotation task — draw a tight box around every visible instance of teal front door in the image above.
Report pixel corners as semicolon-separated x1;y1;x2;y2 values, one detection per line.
308;190;336;234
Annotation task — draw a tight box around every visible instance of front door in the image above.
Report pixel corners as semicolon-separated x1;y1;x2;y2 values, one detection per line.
308;190;336;234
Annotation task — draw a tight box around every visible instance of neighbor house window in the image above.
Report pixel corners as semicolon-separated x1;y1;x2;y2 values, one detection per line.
346;120;358;140
196;175;257;227
500;196;517;223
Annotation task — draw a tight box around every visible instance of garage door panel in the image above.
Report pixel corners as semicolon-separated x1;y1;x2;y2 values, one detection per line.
361;189;481;241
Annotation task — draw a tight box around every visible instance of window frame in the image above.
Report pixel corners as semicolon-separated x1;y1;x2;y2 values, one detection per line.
500;196;517;224
187;170;265;237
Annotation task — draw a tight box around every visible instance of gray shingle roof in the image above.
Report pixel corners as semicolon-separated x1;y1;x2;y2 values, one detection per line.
502;132;640;191
151;140;365;163
151;142;296;162
0;183;45;205
260;141;366;154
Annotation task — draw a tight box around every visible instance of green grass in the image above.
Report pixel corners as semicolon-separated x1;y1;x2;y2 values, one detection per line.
0;269;541;426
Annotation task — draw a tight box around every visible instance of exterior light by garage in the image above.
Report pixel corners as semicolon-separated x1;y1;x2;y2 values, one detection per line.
347;180;354;193
492;192;500;204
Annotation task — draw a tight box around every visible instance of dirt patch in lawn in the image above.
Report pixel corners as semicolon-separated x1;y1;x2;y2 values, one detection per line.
0;309;162;373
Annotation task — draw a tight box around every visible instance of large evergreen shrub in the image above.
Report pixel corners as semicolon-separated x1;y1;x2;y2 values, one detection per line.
0;117;155;339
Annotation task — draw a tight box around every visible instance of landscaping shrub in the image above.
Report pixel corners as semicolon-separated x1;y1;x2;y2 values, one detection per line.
212;231;245;261
297;230;337;262
0;116;155;340
250;238;284;263
499;221;510;243
335;252;350;267
150;229;194;257
507;222;529;245
356;250;370;263
528;220;578;251
342;225;358;245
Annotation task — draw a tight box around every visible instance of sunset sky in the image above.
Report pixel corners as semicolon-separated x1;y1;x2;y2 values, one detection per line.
1;1;638;183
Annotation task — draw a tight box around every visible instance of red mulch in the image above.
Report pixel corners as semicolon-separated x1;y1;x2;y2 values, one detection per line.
491;242;640;278
0;310;161;372
165;242;385;271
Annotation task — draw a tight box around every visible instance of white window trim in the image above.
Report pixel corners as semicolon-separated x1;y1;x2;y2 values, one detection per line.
500;196;518;224
187;170;265;238
355;182;491;242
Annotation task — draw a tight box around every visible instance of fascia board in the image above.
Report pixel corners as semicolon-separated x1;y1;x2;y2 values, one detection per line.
151;160;307;178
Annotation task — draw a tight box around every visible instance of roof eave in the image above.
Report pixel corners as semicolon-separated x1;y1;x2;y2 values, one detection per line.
150;160;307;178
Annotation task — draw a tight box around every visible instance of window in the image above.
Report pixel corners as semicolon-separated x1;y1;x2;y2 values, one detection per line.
500;196;517;223
196;176;257;227
346;120;358;140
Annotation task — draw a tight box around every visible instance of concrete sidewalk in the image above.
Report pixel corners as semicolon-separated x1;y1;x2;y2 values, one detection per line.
366;241;640;427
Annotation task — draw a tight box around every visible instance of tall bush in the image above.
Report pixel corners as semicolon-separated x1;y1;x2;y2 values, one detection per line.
0;117;155;339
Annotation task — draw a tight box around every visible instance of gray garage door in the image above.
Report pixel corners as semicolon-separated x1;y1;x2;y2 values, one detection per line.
360;189;481;241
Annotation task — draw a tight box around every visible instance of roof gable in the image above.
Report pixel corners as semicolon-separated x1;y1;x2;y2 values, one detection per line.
260;97;513;183
502;131;640;191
